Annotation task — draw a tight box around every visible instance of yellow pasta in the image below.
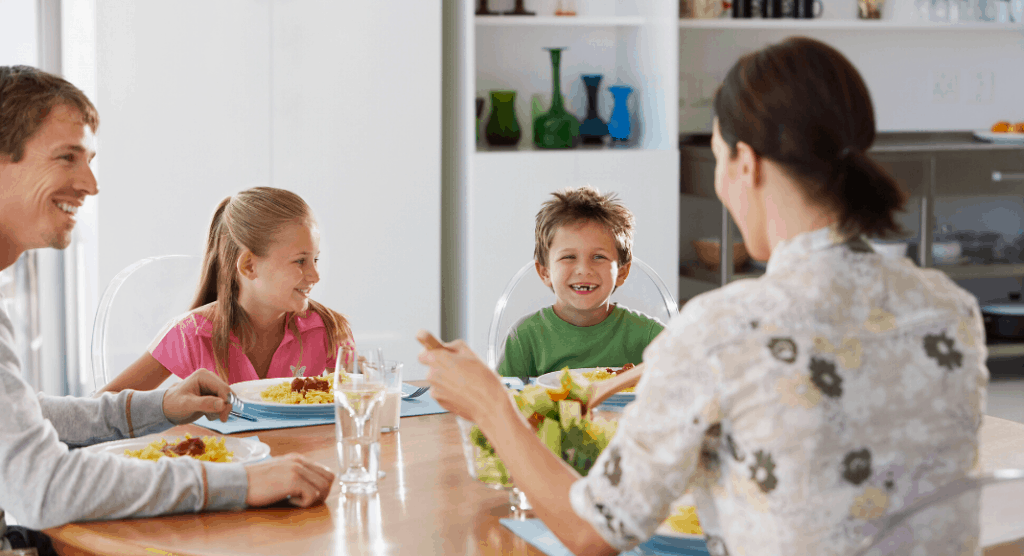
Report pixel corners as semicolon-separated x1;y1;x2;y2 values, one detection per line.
579;368;637;393
665;505;703;536
123;434;234;463
259;373;337;404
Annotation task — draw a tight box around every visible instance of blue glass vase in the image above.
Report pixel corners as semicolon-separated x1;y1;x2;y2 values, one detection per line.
579;74;608;145
607;85;633;143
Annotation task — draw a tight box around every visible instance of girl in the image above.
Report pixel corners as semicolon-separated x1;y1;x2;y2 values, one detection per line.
102;187;353;390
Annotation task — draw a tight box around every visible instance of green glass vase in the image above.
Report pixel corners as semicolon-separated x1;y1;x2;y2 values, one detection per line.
484;90;522;147
533;48;579;149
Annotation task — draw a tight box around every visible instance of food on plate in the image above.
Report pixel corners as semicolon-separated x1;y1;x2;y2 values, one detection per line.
664;503;703;536
1015;122;1024;134
124;434;233;463
260;373;337;404
467;371;619;487
992;121;1012;133
580;363;637;393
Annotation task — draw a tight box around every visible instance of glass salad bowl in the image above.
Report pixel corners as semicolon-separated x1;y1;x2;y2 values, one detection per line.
457;373;620;515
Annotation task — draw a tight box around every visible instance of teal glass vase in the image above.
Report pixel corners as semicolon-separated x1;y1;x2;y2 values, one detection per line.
484;90;522;147
533;48;579;149
608;85;633;143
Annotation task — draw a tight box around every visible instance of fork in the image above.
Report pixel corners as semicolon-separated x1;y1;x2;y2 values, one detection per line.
402;386;430;400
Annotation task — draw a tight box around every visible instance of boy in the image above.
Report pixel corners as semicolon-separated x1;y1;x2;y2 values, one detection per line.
497;186;665;379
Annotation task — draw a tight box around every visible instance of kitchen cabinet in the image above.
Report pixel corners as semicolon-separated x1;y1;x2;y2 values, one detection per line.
679;131;1024;358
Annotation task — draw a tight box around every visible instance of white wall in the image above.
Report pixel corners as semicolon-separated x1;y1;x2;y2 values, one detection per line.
0;0;37;66
94;1;441;378
679;28;1024;132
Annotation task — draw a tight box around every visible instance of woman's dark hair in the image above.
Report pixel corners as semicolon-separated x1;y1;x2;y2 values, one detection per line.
713;37;906;238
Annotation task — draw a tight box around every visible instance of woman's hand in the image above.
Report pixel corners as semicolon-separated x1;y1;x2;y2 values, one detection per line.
244;453;335;508
161;368;232;424
417;338;510;425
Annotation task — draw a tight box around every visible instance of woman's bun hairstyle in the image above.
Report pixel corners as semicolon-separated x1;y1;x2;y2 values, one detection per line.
713;36;907;238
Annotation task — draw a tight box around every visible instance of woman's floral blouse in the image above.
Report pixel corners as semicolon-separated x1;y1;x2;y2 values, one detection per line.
569;226;989;556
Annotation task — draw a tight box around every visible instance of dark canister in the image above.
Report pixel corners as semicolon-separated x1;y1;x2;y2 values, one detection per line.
792;0;823;16
732;0;754;17
760;0;785;17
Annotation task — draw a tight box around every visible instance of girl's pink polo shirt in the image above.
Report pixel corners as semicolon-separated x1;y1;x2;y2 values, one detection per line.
148;309;343;384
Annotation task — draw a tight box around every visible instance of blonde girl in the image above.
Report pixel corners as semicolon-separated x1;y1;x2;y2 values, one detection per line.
102;186;353;390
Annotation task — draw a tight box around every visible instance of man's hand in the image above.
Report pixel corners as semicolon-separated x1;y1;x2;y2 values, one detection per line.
245;453;336;508
161;369;232;424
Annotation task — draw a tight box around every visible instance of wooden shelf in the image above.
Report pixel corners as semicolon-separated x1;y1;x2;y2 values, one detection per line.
939;263;1024;280
684;260;1024;285
677;19;1024;31
476;15;646;26
987;342;1024;360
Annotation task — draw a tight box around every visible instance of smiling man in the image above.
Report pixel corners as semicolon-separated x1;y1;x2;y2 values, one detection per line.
0;66;335;554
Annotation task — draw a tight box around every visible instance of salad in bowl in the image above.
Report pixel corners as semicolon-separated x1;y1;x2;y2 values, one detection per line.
458;370;619;510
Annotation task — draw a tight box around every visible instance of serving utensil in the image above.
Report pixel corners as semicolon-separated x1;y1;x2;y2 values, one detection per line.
585;363;644;413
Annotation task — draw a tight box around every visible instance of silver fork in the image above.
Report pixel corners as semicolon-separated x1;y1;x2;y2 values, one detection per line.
402;386;430;400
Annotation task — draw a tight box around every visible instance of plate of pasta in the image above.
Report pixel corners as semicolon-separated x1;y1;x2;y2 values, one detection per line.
82;433;270;464
232;375;338;415
535;367;637;404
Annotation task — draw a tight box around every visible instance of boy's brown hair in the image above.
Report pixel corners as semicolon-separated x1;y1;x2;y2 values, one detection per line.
534;186;635;267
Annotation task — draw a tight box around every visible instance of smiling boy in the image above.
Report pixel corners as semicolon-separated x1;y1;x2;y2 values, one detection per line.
497;186;665;379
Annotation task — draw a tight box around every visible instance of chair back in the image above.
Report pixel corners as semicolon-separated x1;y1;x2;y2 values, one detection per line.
91;255;202;392
486;258;678;370
853;469;1024;556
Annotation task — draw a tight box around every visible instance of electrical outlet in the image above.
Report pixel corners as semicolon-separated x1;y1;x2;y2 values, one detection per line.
966;70;994;104
930;70;959;104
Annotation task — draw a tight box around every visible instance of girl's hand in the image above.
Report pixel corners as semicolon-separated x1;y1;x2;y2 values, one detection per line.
417;336;509;424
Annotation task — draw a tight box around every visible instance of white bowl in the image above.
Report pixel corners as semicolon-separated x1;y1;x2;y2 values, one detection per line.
932;241;962;265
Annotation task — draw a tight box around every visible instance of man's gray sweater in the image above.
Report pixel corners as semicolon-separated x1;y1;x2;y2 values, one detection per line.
0;300;248;545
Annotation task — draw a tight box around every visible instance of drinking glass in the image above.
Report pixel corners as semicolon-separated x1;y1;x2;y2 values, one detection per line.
335;346;386;494
379;361;404;433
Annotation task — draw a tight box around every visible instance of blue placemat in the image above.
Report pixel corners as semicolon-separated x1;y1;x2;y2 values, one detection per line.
196;388;451;434
399;388;449;417
500;518;709;556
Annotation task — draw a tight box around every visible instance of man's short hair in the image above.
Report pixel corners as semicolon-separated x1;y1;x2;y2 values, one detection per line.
534;186;636;268
0;65;98;163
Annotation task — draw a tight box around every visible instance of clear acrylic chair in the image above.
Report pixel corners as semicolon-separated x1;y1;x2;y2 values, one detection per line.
90;254;202;393
486;258;678;370
852;469;1024;556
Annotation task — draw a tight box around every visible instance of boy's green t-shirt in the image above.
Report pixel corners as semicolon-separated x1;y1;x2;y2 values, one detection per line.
496;305;665;379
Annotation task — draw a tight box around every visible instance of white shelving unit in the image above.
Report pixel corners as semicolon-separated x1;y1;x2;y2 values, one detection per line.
449;0;680;355
477;15;647;26
678;18;1024;30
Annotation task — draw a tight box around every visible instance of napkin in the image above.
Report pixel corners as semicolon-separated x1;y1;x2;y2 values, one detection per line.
196;408;333;434
500;519;710;556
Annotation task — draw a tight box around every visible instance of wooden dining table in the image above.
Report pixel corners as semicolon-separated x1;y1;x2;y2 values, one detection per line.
45;411;1024;556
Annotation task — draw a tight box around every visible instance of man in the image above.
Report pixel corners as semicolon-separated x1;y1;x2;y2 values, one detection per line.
0;65;335;553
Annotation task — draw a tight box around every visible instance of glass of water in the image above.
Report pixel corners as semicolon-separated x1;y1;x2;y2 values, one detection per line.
335;346;386;494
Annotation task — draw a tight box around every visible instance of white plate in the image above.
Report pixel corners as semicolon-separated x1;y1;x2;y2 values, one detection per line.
973;130;1024;144
232;377;334;415
535;368;636;404
82;433;271;464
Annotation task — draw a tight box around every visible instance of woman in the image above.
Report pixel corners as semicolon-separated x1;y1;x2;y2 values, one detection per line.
102;186;354;391
419;37;988;556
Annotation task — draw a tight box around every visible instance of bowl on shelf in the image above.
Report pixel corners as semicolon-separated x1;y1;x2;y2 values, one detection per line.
932;241;963;265
692;238;748;271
